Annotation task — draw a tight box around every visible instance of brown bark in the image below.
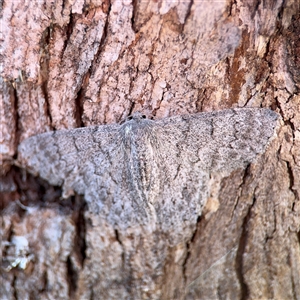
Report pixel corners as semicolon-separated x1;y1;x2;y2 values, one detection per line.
1;0;300;299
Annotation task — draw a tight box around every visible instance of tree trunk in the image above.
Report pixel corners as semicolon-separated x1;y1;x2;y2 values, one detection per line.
1;0;300;299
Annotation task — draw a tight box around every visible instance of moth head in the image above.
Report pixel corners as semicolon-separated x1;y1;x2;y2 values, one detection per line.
119;112;149;125
126;112;147;122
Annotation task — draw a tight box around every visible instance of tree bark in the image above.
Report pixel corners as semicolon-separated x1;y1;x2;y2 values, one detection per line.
1;0;300;299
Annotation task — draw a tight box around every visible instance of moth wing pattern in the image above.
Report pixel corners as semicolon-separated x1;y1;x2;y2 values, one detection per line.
18;123;155;227
150;108;278;232
18;108;279;236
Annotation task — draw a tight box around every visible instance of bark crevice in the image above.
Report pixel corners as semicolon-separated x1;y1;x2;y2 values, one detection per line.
235;196;256;300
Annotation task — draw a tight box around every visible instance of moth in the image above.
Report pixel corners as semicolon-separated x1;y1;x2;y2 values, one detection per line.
18;108;279;241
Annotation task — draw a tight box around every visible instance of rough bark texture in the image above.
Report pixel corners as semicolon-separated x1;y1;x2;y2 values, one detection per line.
1;0;300;299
